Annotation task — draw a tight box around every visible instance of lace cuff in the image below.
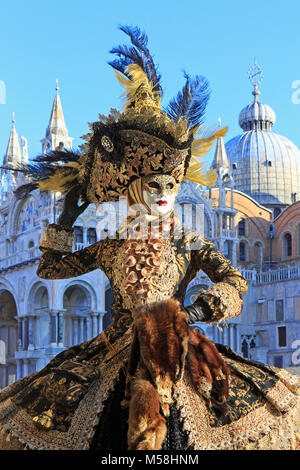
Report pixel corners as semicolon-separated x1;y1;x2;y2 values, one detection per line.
196;282;243;324
39;224;74;254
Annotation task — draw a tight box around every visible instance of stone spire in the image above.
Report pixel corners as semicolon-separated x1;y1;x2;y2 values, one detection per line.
208;118;238;265
210;118;230;179
1;114;23;200
41;80;73;153
3;113;22;166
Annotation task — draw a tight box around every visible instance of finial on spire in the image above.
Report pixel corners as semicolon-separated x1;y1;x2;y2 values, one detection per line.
218;117;222;127
56;78;59;93
248;60;263;101
12;112;15;124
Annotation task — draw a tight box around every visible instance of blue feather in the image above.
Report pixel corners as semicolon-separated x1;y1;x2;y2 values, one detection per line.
109;25;161;92
165;73;210;128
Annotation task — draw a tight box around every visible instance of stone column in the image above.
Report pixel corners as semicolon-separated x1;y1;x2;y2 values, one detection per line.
23;359;29;377
17;317;23;351
235;324;241;354
226;215;230;230
223;325;229;346
73;318;79;345
57;311;64;347
1;365;7;388
98;312;105;333
49;310;58;347
87;315;93;340
83;228;88;246
28;316;35;350
16;359;22;381
229;324;235;351
79;317;85;343
232;240;238;267
22;317;28;350
215;326;219;343
92;313;98;338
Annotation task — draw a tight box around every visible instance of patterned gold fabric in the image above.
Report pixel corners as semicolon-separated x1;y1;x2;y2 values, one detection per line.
37;228;246;329
86;130;188;203
0;339;299;450
39;224;74;254
0;227;299;450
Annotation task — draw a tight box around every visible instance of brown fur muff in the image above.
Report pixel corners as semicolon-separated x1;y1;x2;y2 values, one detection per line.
126;298;189;450
133;298;189;414
127;375;167;450
187;328;231;413
126;298;232;450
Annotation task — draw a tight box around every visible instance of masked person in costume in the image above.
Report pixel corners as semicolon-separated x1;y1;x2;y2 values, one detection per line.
0;26;299;451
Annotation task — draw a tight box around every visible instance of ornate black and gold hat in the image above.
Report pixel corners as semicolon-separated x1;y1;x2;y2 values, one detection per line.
8;26;227;203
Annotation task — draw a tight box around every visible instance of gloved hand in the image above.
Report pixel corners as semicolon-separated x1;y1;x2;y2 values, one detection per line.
183;297;212;323
57;186;89;230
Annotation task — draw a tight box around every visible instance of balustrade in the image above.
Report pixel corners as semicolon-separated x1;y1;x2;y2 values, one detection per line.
0;246;40;269
240;265;300;284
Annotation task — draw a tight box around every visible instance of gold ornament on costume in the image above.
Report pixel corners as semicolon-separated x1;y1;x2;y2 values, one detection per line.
101;135;114;152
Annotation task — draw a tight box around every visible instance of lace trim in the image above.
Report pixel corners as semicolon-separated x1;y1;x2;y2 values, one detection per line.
173;369;300;450
39;224;74;254
0;333;132;450
197;282;243;324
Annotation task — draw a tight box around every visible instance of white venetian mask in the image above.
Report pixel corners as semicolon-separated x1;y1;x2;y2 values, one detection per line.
142;175;178;216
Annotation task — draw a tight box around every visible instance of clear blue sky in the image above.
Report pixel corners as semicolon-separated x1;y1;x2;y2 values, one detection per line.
1;0;300;164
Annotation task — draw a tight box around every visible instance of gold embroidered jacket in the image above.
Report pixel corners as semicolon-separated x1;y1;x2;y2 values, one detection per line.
37;230;248;332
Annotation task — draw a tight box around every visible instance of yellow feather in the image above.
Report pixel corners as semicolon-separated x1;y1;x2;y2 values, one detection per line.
115;64;161;110
184;165;218;186
184;125;228;186
191;126;228;157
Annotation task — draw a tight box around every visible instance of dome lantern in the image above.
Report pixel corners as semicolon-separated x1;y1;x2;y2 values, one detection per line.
225;62;300;206
239;61;276;132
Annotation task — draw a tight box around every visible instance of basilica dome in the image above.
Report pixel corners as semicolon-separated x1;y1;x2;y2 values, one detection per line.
225;87;300;205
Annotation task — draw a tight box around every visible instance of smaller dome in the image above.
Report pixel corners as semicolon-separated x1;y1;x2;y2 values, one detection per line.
239;87;276;131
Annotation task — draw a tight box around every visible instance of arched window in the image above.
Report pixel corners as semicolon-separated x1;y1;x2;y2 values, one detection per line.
87;228;97;245
239;241;246;261
283;233;292;257
224;240;232;260
63;286;91;347
241;339;248;358
33;286;49;349
74;226;83;244
238;218;246;236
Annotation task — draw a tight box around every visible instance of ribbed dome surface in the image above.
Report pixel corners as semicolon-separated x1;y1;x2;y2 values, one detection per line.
239;101;276;131
225;90;300;205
